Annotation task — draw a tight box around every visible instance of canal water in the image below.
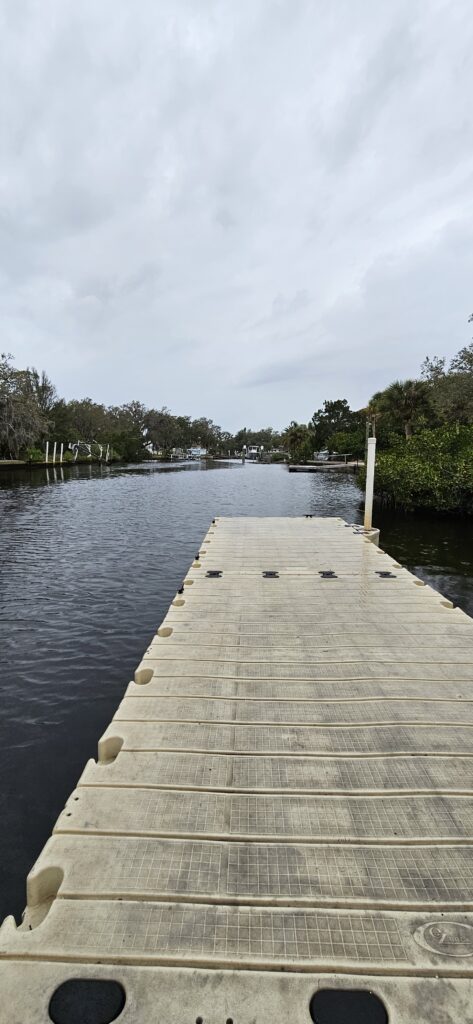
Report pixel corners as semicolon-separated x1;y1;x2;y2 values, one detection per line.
1;460;473;923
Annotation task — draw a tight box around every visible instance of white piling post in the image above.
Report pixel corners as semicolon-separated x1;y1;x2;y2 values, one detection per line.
52;441;57;464
74;441;79;462
60;442;64;463
45;441;49;464
364;436;377;531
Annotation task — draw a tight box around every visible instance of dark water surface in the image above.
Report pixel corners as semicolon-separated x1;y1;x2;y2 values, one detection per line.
1;460;473;922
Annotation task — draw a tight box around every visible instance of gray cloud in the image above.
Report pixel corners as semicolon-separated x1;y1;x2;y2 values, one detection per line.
1;0;473;430
241;353;320;388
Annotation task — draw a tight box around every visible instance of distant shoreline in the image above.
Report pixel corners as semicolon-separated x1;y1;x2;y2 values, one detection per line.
0;458;118;470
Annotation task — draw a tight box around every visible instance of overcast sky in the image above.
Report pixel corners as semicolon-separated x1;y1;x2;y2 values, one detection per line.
2;1;473;431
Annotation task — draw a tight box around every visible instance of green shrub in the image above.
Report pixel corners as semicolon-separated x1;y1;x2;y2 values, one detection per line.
26;447;44;462
62;450;74;462
359;425;473;513
329;429;365;459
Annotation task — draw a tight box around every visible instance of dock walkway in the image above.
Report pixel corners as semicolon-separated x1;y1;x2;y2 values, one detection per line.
2;517;473;1021
288;462;360;472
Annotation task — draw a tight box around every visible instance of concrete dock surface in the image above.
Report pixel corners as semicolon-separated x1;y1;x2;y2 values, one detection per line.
2;517;473;1022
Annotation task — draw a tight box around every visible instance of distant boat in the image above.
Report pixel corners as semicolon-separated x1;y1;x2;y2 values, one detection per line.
245;446;263;461
187;447;208;460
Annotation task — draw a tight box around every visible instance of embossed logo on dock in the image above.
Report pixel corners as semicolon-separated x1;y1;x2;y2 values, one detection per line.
414;921;473;957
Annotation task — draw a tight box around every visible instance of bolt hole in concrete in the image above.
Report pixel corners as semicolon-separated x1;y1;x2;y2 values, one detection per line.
49;979;126;1024
310;989;388;1024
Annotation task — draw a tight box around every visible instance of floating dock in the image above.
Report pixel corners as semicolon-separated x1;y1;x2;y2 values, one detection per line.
2;516;473;1022
288;462;360;473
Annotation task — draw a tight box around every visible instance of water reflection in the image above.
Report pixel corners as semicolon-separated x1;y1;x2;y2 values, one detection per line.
0;458;237;489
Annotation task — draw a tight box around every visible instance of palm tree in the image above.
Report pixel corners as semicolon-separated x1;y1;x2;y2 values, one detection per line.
282;421;312;463
372;379;429;439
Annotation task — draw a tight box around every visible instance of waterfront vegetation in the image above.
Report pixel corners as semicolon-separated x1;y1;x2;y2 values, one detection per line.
2;326;473;513
358;426;473;514
359;333;473;514
283;330;473;514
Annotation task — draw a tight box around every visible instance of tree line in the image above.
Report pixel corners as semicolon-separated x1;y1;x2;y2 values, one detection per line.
280;328;473;513
360;327;473;513
282;332;473;466
2;324;473;507
0;352;285;461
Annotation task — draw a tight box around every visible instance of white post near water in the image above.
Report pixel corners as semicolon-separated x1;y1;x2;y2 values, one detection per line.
364;436;376;531
60;442;64;463
52;441;57;464
45;441;49;464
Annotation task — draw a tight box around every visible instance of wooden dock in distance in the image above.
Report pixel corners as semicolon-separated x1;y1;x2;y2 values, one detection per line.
288;462;360;472
2;516;473;1021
